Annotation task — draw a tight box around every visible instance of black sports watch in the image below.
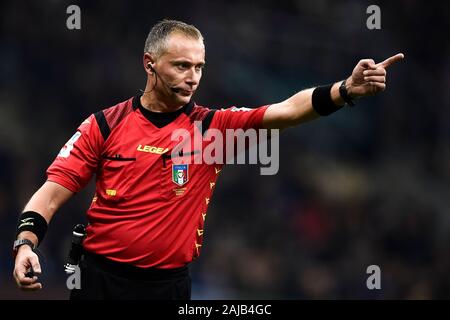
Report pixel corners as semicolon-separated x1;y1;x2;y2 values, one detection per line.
12;238;35;256
339;79;355;106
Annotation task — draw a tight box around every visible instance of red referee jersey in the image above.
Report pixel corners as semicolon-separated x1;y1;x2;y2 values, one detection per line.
47;96;268;268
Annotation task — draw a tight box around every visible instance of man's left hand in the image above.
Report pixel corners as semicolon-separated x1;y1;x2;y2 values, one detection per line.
346;53;404;98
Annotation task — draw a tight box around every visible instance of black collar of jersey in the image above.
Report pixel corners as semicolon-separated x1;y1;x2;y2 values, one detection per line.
133;95;194;128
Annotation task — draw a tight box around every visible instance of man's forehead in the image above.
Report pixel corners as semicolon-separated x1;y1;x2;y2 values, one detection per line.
162;33;205;61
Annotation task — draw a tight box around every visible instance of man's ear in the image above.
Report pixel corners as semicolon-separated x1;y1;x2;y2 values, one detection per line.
143;53;155;73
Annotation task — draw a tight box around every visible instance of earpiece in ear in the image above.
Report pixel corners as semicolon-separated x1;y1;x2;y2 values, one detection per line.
147;63;155;72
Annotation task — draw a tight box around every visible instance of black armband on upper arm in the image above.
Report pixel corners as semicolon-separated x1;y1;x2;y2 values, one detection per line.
16;211;48;245
312;84;343;116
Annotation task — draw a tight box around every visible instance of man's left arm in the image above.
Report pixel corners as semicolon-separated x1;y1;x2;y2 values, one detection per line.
263;53;404;129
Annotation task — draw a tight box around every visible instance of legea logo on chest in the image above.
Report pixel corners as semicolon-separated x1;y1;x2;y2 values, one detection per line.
137;145;169;155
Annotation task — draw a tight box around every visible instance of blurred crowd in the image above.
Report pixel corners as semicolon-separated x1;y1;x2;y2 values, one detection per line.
0;0;449;299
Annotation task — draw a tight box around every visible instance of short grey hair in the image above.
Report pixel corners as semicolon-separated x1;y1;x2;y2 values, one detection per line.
144;19;204;58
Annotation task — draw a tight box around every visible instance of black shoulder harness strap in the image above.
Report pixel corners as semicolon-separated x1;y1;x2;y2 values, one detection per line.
200;110;217;136
94;111;111;141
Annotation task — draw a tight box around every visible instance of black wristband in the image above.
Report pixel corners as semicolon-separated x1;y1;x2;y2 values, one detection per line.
339;79;355;106
312;84;343;116
16;211;48;245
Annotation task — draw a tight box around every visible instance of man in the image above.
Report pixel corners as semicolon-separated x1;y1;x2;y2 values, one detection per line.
12;19;403;299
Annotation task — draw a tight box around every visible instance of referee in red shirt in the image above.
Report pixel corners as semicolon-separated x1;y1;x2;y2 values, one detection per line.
12;19;403;299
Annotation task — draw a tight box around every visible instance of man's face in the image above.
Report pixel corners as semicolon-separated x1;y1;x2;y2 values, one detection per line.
153;33;205;106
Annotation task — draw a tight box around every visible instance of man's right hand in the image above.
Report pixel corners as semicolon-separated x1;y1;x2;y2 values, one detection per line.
13;245;43;291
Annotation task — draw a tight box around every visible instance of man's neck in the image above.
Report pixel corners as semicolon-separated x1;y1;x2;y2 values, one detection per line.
140;92;183;113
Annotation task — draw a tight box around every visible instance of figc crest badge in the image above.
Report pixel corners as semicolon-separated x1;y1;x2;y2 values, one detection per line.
172;164;189;186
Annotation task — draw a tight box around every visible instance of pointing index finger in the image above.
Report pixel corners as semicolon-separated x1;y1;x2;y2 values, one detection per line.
378;53;405;68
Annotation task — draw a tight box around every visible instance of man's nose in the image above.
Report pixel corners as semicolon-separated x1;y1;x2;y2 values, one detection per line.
185;68;201;86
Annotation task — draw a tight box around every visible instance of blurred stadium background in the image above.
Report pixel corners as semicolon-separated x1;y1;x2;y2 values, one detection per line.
0;0;449;299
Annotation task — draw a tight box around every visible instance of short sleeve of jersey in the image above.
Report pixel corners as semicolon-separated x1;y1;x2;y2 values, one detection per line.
46;114;103;192
210;105;269;132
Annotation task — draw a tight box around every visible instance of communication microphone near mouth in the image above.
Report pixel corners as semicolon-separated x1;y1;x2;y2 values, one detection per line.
147;63;181;93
